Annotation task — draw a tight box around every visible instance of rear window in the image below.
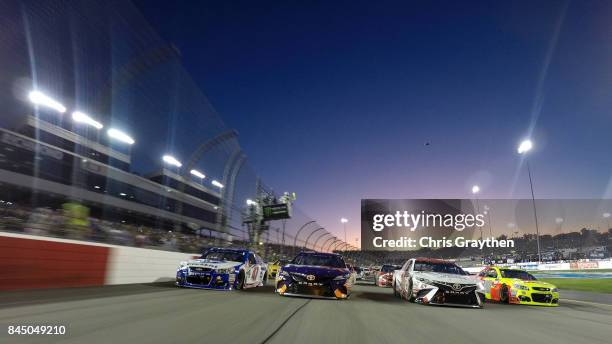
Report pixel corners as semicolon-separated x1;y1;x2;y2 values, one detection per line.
381;265;399;273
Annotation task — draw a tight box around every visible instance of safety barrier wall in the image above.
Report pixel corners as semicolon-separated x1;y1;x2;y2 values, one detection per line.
106;245;196;285
0;231;195;291
2;231;610;291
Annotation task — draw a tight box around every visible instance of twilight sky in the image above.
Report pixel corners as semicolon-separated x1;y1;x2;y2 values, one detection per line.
134;0;612;244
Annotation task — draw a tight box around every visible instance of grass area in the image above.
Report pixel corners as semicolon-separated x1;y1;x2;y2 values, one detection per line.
539;278;612;293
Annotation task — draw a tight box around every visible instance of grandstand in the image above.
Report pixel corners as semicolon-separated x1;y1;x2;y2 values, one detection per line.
0;0;355;262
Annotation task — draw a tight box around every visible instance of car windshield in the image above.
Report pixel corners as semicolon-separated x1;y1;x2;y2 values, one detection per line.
413;261;466;275
381;265;399;273
201;251;245;262
291;254;346;268
501;269;537;280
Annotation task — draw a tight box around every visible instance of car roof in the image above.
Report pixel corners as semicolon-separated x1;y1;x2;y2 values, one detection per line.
495;266;526;271
298;251;341;257
207;247;249;254
414;257;456;265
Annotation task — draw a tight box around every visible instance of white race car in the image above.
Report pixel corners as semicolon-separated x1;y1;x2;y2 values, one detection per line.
393;258;485;308
176;248;267;290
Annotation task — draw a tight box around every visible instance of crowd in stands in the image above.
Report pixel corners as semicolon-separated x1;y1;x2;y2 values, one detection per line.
0;201;242;254
2;201;610;267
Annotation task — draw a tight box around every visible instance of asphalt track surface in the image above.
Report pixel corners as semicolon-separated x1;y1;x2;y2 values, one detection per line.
1;282;611;344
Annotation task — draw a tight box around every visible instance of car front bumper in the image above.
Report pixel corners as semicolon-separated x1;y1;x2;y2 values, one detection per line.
176;270;235;290
275;276;350;299
510;290;560;306
414;285;484;308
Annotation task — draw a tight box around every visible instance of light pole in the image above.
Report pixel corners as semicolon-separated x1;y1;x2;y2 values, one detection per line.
472;185;481;239
483;205;493;237
341;218;348;244
518;139;541;263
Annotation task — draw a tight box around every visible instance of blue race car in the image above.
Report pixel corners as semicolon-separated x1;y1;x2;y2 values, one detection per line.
176;247;267;290
275;251;352;299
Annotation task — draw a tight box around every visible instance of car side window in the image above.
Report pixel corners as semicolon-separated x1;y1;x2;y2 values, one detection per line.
486;269;498;278
248;253;256;265
401;260;410;271
478;269;487;277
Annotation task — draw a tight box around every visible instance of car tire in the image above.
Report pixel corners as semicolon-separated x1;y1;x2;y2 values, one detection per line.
236;271;246;290
499;284;509;303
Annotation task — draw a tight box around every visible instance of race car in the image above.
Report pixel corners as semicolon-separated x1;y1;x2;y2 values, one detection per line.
376;264;400;287
477;266;559;306
275;251;352;299
354;266;364;280
176;247;267;290
393;258;485;308
267;259;288;279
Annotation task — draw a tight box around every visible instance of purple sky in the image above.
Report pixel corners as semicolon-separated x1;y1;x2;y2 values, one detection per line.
135;0;612;245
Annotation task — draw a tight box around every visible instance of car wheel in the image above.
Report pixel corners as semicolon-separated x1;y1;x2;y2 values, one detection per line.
236;271;246;290
499;284;509;303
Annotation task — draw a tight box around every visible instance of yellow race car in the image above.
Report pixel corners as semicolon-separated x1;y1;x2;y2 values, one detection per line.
478;266;559;306
267;259;288;279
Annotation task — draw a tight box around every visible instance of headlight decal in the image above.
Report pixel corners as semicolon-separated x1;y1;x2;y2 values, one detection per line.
512;283;530;290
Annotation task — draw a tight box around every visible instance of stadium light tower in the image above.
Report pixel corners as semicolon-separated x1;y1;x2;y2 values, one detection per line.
162;155;182;168
341;218;348;244
107;128;135;145
517;139;541;263
28;90;66;113
72;111;103;129
189;169;205;184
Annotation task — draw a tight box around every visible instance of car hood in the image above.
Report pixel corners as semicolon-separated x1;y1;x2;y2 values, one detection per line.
507;279;556;288
414;271;477;285
186;259;242;270
282;264;349;278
